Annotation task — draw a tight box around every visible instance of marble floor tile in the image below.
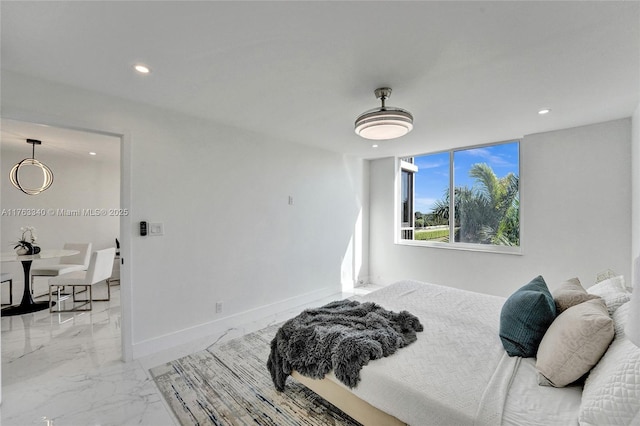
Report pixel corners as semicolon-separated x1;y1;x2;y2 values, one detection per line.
0;285;173;426
2;284;376;425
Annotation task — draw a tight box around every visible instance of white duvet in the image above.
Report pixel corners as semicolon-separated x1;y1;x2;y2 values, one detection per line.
325;280;582;426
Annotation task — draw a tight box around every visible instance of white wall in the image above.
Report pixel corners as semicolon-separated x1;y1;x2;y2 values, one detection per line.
0;71;368;357
632;103;640;294
632;103;640;265
1;146;120;299
369;118;632;297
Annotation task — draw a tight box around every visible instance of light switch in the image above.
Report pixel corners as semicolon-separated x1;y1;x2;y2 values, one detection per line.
149;222;164;236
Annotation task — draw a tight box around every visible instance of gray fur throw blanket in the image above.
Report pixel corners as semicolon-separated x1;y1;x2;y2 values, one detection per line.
267;299;423;391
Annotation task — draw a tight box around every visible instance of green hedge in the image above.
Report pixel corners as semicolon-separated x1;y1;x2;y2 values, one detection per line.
414;229;449;241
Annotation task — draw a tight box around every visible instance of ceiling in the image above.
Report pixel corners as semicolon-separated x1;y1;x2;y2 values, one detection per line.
1;119;120;164
1;1;638;160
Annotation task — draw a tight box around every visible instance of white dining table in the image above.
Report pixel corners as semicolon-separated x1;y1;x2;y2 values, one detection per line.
1;249;79;316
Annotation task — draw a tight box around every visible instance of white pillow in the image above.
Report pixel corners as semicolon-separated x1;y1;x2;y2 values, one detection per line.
536;298;614;387
587;275;631;316
579;302;640;425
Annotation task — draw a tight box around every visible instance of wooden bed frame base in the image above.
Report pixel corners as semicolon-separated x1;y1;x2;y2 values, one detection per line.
291;371;406;426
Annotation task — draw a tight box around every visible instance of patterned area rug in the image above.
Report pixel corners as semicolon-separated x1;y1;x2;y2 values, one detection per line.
150;324;361;425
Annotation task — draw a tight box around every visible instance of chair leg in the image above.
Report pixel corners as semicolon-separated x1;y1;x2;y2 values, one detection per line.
56;285;63;311
91;279;111;302
2;279;13;306
50;284;92;312
49;284;55;312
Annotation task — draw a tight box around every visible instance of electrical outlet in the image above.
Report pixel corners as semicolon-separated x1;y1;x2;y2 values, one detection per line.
215;302;223;313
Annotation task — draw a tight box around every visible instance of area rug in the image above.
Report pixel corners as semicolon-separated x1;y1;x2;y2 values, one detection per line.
150;323;361;426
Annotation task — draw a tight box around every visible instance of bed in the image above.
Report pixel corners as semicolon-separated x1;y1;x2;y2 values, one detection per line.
268;276;640;425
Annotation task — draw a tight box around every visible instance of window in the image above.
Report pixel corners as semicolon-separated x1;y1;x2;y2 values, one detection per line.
398;140;520;253
400;159;417;240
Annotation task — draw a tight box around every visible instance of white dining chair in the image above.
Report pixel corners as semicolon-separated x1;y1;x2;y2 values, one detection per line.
31;243;92;298
48;247;115;313
1;273;13;306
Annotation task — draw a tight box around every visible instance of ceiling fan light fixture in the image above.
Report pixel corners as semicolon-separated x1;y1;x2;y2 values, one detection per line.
355;87;413;140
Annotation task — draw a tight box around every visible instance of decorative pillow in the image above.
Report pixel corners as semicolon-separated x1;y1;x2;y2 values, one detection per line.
579;302;640;425
536;298;614;387
552;277;601;314
500;275;557;357
587;275;631;316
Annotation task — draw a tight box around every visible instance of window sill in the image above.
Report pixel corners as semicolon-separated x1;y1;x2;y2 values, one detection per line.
395;239;523;255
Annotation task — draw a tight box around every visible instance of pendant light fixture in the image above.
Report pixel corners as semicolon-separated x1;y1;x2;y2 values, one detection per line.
10;139;54;195
355;87;413;140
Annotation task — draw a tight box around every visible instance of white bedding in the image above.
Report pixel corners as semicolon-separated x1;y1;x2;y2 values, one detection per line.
502;358;582;426
324;280;583;425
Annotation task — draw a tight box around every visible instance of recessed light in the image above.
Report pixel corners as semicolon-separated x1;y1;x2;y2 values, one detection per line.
89;152;97;156
372;144;379;148
538;108;551;115
134;64;151;74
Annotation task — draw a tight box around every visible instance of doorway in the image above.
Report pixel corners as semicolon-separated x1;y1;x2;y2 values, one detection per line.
0;118;129;363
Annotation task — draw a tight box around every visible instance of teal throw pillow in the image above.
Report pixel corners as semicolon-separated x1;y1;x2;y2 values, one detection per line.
499;275;557;358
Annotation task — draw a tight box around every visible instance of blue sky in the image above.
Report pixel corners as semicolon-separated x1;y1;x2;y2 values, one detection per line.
413;141;519;214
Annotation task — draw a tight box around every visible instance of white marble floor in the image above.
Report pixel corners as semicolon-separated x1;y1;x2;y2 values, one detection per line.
1;283;381;426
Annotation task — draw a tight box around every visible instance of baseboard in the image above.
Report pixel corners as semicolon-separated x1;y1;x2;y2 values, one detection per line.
131;286;338;359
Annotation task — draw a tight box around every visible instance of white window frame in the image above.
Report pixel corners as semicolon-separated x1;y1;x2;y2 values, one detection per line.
400;159;418;240
395;140;522;255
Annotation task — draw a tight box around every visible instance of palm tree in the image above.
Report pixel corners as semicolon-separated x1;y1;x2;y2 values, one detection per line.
430;163;519;245
431;189;451;222
460;163;519;245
